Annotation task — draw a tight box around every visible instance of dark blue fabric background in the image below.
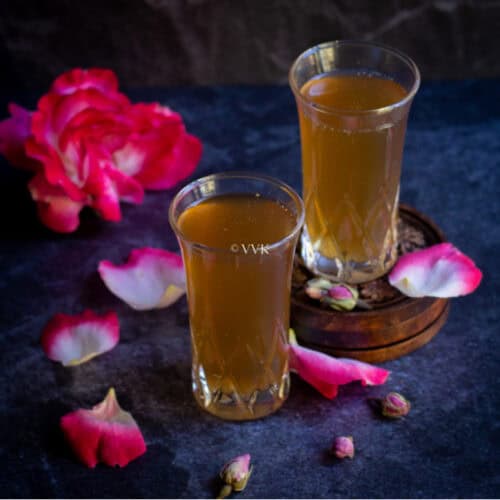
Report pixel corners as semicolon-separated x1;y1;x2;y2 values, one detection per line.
0;81;499;498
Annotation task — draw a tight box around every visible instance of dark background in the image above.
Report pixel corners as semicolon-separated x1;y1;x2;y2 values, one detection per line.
0;0;498;91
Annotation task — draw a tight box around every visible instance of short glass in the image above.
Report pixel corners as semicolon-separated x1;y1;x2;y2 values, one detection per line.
289;40;420;284
169;172;304;420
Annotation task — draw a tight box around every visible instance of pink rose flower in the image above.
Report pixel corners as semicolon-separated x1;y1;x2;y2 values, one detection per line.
0;68;202;232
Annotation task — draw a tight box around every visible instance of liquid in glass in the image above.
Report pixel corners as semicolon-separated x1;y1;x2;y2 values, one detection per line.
177;192;298;420
298;72;409;283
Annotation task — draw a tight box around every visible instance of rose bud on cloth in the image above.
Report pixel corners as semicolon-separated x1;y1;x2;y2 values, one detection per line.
332;436;355;459
40;310;119;366
60;388;146;468
217;454;253;499
381;392;411;419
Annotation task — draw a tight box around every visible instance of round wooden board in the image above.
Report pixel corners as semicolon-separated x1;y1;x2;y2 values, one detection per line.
297;302;450;364
291;204;450;363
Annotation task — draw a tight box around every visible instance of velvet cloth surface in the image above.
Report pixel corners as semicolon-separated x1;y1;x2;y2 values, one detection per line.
0;81;498;498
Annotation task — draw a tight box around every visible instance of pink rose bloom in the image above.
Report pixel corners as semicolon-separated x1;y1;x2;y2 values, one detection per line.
0;68;202;232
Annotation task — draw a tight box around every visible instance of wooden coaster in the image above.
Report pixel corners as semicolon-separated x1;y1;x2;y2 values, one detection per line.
290;204;450;363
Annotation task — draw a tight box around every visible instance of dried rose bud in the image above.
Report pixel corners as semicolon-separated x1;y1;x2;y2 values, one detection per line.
305;278;360;311
381;392;411;418
332;436;354;459
217;454;252;499
307;277;334;290
305;286;325;300
328;285;353;300
325;284;359;311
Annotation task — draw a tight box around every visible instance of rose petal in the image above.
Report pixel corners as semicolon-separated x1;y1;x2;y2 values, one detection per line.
112;102;202;190
98;248;185;310
40;310;119;366
51;68;120;96
0;103;39;170
29;172;86;233
105;165;144;204
59;108;129;154
388;243;482;298
83;151;144;221
135;132;202;190
60;388;146;468
25;137;87;202
32;89;129;149
289;330;389;399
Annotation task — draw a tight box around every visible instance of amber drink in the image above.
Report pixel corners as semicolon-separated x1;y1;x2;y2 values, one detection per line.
290;41;420;283
169;173;304;420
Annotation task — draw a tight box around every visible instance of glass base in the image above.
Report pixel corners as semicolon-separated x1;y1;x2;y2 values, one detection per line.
300;227;398;284
192;370;290;421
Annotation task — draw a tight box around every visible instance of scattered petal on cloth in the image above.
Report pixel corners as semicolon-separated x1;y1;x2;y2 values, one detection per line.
388;243;482;298
0;68;202;232
60;388;146;468
98;247;185;310
40;310;119;366
288;330;389;399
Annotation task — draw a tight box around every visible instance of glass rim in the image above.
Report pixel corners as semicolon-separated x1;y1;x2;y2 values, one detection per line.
169;171;305;254
289;39;421;116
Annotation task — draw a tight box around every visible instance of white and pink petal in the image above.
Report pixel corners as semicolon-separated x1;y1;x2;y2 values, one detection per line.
98;248;185;310
288;330;389;399
388;243;482;298
40;310;119;366
51;68;121;96
60;388;146;468
29;172;86;233
134;132;202;190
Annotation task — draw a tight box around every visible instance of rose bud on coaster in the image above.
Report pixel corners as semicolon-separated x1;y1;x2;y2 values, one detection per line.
40;310;119;366
388;243;482;298
288;329;389;399
60;388;146;468
98;247;185;310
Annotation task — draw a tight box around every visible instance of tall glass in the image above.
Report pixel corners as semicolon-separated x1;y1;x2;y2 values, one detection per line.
169;172;304;420
289;40;420;284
